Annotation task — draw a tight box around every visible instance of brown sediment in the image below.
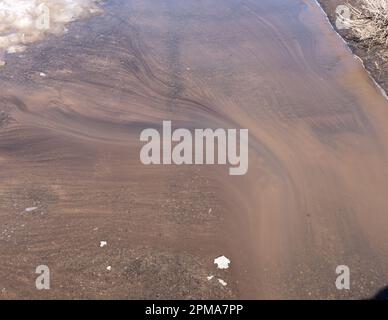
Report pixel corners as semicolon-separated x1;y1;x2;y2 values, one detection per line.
1;0;388;299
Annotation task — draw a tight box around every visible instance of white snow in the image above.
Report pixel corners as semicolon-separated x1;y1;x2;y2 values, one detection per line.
7;45;25;54
99;240;107;247
207;275;214;281
214;255;230;269
218;278;227;286
25;207;38;212
106;266;111;271
0;0;101;64
39;72;46;77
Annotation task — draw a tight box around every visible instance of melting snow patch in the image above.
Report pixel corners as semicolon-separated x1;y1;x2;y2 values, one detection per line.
25;207;38;212
39;72;46;77
214;255;230;269
0;0;102;65
106;266;111;271
7;45;25;54
207;275;214;281
99;241;107;247
218;278;227;286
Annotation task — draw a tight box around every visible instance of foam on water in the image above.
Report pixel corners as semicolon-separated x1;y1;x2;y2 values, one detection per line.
0;0;101;64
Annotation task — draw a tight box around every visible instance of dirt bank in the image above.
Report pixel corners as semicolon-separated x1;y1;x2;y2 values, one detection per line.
317;0;388;95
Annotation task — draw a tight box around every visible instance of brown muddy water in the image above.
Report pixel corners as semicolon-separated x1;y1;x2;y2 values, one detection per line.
1;0;388;299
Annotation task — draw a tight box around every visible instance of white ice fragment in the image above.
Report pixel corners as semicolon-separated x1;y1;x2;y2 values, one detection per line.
218;278;227;286
100;241;107;247
39;72;47;77
106;266;112;271
214;255;230;269
7;45;26;54
208;208;212;214
25;207;38;212
207;275;214;281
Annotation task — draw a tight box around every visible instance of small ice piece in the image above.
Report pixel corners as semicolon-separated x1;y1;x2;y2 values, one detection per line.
100;241;107;247
218;278;227;286
25;207;38;212
39;72;47;77
7;45;26;54
208;208;212;214
207;275;214;281
214;255;230;269
106;266;112;271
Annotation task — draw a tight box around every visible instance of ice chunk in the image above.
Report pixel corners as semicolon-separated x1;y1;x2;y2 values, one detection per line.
218;278;227;286
214;255;230;269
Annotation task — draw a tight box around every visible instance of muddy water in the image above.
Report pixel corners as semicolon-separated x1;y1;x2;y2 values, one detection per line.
1;0;388;299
